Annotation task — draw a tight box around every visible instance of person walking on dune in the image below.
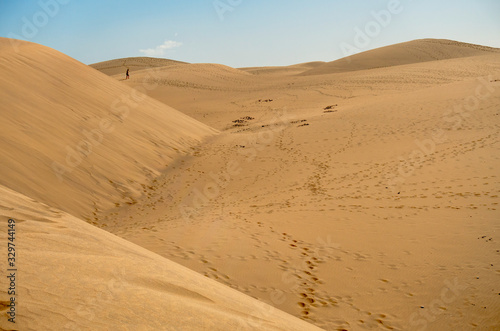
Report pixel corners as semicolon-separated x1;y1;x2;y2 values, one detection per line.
126;68;130;80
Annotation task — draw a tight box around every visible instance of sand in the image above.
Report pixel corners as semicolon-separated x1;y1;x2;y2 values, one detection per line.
300;39;500;75
0;38;320;331
90;57;187;76
1;37;500;330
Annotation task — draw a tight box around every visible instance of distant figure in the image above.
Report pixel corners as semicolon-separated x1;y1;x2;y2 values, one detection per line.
126;68;130;79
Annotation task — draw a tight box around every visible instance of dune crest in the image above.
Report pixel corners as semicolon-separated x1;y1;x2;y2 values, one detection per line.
301;39;500;75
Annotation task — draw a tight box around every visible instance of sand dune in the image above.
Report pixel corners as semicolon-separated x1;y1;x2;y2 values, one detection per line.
1;37;500;330
301;39;500;75
90;56;187;76
0;38;216;221
0;185;322;331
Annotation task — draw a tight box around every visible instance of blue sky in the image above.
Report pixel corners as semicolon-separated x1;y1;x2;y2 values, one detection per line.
1;0;499;67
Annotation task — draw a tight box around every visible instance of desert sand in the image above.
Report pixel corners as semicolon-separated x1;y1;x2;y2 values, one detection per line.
91;57;187;77
1;38;500;330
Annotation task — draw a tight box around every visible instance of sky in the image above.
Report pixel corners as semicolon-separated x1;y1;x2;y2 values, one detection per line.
0;0;499;67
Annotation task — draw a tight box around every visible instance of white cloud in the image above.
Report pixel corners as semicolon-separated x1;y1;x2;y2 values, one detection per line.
139;40;183;56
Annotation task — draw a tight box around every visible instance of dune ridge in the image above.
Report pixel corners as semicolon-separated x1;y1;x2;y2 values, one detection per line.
301;39;500;75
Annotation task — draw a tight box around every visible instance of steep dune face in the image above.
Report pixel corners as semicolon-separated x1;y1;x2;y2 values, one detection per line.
90;56;187;76
0;185;322;331
301;39;500;75
0;38;217;220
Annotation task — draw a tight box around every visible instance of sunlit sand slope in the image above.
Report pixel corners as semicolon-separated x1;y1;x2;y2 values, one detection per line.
0;38;216;220
301;39;500;75
0;185;323;331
